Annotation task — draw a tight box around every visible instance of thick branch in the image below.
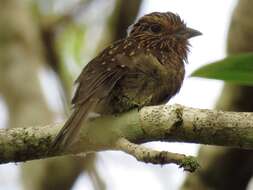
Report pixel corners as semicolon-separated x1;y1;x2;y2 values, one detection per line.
1;104;253;167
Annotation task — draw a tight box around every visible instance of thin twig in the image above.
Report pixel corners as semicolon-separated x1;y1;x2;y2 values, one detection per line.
115;138;199;172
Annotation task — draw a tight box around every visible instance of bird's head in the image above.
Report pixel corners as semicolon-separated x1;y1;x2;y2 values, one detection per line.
128;12;201;55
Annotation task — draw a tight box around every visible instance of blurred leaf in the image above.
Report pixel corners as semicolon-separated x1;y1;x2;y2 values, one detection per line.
61;24;85;66
56;23;86;92
191;53;253;86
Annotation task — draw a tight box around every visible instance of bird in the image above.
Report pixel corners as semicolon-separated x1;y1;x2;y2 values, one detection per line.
50;11;201;151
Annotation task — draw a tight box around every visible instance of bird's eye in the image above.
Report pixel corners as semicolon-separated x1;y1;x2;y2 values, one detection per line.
150;24;162;33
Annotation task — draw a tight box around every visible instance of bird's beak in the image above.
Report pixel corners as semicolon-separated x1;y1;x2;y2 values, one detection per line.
185;27;202;38
175;27;202;39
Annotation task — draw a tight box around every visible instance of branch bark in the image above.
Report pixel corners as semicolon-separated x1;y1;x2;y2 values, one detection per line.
1;104;253;171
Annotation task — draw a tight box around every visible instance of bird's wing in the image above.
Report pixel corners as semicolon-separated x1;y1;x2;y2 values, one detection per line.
72;59;126;107
72;51;171;109
50;57;126;151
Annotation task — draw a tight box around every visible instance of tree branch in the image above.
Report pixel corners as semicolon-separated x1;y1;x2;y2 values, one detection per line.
1;104;253;171
115;138;199;172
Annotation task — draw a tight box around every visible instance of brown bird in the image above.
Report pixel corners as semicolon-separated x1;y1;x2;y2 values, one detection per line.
51;12;201;151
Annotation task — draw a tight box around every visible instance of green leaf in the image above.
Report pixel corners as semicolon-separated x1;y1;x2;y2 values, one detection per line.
191;53;253;86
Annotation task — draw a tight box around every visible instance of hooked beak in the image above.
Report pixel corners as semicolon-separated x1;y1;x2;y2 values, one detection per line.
175;27;202;39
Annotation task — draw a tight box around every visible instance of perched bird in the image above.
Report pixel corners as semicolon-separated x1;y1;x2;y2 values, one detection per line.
51;11;201;151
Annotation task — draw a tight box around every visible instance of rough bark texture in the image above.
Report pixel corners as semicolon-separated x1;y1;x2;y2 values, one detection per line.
0;104;253;165
182;0;253;189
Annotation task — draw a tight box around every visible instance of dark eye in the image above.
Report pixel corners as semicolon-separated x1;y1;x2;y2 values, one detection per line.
150;24;162;33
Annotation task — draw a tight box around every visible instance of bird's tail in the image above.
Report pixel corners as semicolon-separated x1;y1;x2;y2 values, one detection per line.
50;99;98;153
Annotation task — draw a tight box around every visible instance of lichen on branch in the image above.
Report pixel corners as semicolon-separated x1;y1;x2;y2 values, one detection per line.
0;104;253;172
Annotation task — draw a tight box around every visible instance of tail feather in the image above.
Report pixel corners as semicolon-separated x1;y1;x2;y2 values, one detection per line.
50;99;98;153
